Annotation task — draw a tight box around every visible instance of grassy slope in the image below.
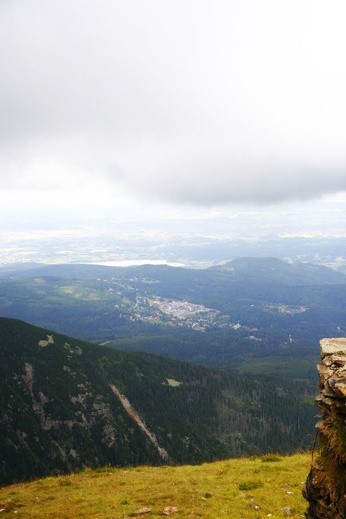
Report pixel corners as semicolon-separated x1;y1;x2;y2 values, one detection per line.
0;453;310;518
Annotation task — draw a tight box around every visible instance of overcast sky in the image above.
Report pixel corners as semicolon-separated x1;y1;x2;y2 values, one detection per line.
1;0;346;233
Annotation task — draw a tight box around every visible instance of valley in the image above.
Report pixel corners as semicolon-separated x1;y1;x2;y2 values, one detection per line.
1;257;345;380
1;256;345;487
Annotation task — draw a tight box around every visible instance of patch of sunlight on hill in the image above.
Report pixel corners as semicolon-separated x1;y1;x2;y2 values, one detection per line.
0;453;310;518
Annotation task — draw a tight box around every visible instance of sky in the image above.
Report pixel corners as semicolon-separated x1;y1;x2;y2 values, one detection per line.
1;0;346;242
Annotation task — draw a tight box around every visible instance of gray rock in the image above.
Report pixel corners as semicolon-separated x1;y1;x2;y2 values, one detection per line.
320;338;346;358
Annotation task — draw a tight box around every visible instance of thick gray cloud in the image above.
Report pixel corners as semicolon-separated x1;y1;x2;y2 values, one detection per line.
1;0;346;204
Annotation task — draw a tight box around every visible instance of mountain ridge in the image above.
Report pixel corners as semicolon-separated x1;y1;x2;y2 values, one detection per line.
214;256;346;285
2;256;346;285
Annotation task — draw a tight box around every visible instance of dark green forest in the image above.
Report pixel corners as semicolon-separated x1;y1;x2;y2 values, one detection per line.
0;317;316;485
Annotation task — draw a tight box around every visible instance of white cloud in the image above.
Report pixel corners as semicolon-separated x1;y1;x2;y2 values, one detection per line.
0;0;346;205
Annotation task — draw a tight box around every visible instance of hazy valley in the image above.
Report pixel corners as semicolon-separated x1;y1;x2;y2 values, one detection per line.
1;253;345;518
1;257;345;380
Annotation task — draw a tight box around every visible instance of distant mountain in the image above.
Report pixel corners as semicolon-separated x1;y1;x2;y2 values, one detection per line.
0;317;315;484
215;257;346;285
2;257;345;285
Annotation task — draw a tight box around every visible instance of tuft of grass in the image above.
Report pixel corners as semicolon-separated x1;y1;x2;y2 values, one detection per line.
0;453;311;518
58;478;73;487
238;481;263;491
261;454;283;463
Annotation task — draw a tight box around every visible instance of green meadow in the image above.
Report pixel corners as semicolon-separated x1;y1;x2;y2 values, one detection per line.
0;453;310;518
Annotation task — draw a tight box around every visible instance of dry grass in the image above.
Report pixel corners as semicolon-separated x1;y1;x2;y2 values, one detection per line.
0;453;311;518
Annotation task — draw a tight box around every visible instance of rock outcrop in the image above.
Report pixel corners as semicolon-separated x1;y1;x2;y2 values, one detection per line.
304;338;346;518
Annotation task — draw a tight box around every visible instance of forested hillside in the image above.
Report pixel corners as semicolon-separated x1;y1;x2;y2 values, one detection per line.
0;317;316;484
